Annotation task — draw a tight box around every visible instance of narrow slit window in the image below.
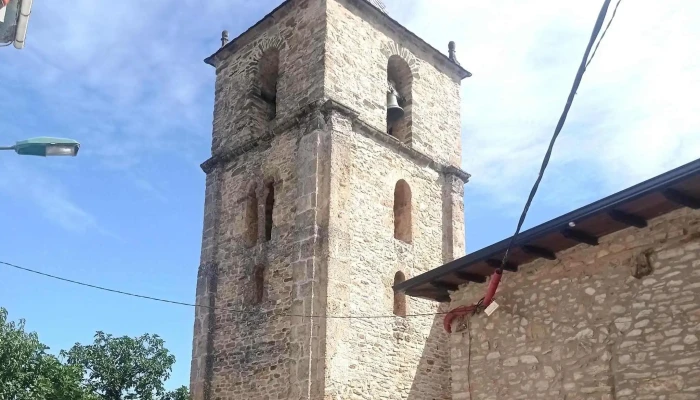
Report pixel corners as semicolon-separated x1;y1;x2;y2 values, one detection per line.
244;185;258;248
253;264;265;304
265;182;275;241
393;271;407;317
394;180;412;243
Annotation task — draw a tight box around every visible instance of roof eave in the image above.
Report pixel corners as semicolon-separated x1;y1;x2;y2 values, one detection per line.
395;157;700;296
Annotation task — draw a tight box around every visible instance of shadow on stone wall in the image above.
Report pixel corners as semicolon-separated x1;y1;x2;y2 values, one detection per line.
407;309;452;400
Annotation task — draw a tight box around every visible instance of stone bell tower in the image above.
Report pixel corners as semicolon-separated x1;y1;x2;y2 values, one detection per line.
190;0;471;399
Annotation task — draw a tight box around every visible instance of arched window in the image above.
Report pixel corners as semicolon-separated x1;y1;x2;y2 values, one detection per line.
265;181;275;242
258;49;280;121
394;180;412;243
393;271;407;317
253;264;265;304
244;184;258;248
386;55;413;144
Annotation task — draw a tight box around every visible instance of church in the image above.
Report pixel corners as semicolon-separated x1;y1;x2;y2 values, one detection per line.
189;0;700;399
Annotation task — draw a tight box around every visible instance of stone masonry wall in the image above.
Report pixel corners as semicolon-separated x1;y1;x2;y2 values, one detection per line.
323;110;460;400
209;131;299;399
192;1;330;398
449;207;700;400
193;0;469;399
191;105;333;400
209;0;327;156
325;0;463;167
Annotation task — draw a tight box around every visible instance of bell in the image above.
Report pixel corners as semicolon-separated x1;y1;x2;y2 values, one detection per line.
387;92;405;122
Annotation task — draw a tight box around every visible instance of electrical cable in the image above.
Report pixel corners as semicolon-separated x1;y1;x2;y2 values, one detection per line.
2;0;623;323
496;0;615;273
467;316;474;399
452;6;622;384
586;0;623;69
0;260;447;319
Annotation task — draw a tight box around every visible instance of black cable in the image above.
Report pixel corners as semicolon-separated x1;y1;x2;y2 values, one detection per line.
467;316;474;399
587;0;623;69
0;261;447;319
497;0;615;273
0;261;248;311
2;0;622;318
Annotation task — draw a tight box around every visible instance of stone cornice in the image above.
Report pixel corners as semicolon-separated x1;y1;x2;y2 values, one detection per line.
201;131;275;174
200;101;324;174
322;99;470;183
201;99;471;184
204;0;472;80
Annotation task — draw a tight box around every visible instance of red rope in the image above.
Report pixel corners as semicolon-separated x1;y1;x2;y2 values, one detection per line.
483;270;503;306
443;270;504;333
443;305;476;333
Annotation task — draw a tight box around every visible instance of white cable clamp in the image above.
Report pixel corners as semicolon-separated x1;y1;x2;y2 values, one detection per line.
484;301;499;316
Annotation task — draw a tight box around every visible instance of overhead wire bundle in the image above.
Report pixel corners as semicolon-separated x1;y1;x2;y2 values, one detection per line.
1;0;624;321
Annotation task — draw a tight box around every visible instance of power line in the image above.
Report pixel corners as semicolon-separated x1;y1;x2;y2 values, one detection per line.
0;259;609;336
0;261;235;310
587;0;624;69
496;0;617;273
2;1;623;321
0;261;446;319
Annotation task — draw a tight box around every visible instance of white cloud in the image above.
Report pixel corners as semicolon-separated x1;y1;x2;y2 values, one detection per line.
388;0;700;211
0;158;99;233
2;0;270;171
3;0;699;228
1;0;276;232
130;176;169;204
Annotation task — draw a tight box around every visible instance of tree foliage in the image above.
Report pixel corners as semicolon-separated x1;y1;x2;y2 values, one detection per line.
0;308;91;400
160;386;189;400
0;308;189;400
62;332;177;400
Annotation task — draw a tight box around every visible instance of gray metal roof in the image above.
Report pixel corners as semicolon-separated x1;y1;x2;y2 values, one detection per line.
395;158;700;302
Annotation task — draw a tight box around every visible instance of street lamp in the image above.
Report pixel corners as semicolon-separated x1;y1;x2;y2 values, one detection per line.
0;137;80;157
0;0;32;49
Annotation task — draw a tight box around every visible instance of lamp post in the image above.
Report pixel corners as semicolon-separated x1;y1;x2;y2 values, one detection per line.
0;137;80;157
0;0;32;49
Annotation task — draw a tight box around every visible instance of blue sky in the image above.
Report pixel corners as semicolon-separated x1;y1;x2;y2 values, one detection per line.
1;0;698;390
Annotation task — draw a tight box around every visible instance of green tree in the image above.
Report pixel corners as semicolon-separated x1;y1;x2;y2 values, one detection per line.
160;386;189;400
0;308;90;400
62;332;177;400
